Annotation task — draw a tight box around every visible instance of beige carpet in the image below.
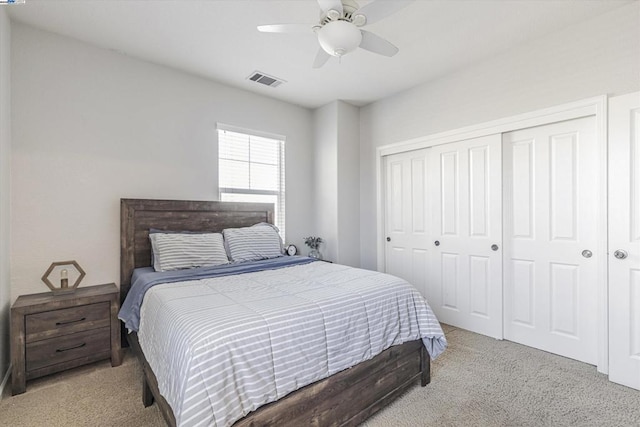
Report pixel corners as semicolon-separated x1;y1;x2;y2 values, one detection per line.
2;325;639;426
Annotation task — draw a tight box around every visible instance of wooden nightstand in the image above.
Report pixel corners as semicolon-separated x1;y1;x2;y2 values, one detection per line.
10;283;121;395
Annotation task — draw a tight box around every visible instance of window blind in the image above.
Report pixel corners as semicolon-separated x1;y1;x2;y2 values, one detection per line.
218;127;286;238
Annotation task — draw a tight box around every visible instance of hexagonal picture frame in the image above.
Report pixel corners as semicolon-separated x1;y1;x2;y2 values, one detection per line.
41;260;86;294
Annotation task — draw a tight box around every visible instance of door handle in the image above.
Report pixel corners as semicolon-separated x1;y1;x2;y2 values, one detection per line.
386;237;391;242
491;244;499;251
434;240;440;247
581;250;593;258
614;250;628;260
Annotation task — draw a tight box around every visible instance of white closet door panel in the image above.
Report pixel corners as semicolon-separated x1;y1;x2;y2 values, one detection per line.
430;134;502;339
440;151;459;236
410;248;430;298
441;253;460;309
469;255;490;317
411;158;427;233
388;159;404;233
386;246;407;280
511;259;535;326
469;146;489;237
550;133;578;240
609;92;640;390
503;116;598;365
384;148;431;297
549;262;579;336
511;140;535;239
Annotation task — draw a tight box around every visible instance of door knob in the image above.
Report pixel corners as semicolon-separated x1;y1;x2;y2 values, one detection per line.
386;237;391;242
614;250;628;260
434;240;440;246
581;250;593;258
491;244;499;251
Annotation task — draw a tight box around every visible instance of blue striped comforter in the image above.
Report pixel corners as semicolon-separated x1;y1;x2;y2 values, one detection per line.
129;259;447;426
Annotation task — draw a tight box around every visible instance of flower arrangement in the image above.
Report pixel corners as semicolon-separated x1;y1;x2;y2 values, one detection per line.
304;236;323;260
304;236;323;249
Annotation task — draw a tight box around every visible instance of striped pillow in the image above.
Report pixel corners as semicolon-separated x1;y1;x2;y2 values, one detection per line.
150;232;229;272
149;229;210;271
223;223;284;263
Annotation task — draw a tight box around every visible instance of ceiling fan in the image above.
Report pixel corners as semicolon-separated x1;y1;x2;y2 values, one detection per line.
257;0;413;68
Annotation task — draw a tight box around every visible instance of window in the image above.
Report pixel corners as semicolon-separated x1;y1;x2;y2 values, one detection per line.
217;125;285;238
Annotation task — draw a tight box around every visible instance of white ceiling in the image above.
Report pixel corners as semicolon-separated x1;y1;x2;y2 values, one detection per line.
7;0;631;109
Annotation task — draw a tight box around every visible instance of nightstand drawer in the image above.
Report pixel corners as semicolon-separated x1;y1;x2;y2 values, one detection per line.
26;326;111;372
25;302;110;342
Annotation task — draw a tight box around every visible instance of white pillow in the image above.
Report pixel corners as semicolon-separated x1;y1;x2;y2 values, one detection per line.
150;232;229;272
223;223;284;263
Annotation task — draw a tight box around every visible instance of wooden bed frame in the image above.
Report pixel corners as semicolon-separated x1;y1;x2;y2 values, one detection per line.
120;198;430;427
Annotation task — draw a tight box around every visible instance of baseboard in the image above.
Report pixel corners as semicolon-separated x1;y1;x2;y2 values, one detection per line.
0;364;11;400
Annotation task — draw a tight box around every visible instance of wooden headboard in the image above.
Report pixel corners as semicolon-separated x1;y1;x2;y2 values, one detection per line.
120;198;274;302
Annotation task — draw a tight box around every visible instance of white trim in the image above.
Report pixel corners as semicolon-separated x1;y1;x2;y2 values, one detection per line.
375;154;384;273
216;123;286;142
0;364;11;400
278;138;286;240
375;95;608;373
595;97;609;375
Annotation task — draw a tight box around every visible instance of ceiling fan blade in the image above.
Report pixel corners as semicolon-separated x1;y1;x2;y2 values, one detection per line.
312;48;331;68
317;0;343;15
359;30;399;57
257;24;314;34
356;0;413;26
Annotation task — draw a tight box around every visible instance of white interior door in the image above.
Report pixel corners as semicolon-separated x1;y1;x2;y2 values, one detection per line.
429;134;503;339
608;91;640;390
503;116;598;365
384;148;431;297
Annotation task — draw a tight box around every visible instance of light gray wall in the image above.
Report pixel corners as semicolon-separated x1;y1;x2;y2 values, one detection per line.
10;23;314;299
336;101;360;267
0;7;11;388
312;102;338;261
312;100;360;266
359;2;640;269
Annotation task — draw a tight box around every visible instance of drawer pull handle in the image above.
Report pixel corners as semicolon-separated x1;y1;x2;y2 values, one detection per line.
56;342;86;353
55;317;86;326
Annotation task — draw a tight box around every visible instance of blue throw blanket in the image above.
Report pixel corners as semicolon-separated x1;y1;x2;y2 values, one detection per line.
119;256;316;332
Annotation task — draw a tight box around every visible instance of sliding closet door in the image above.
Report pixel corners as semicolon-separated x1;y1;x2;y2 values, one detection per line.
383;148;431;297
608;92;640;390
429;134;503;339
503;116;598;365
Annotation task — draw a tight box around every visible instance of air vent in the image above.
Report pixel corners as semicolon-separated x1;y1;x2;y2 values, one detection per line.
247;71;286;88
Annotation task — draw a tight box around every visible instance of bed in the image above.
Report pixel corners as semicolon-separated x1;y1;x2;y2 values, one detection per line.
119;198;446;427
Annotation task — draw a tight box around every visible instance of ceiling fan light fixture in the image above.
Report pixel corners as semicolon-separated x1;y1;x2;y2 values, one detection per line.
317;20;362;57
326;9;341;21
352;14;366;27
